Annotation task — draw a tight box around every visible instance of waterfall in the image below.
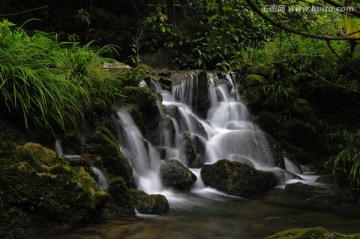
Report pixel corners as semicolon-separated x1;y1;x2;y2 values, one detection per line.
115;71;280;198
91;166;109;189
55;139;64;156
115;109;163;194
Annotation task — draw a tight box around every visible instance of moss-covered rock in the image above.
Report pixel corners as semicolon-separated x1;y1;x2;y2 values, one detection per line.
123;86;161;145
266;227;360;239
0;141;107;239
84;123;132;183
201;159;278;197
129;189;169;215
103;177;135;219
160;159;197;190
123;86;158;120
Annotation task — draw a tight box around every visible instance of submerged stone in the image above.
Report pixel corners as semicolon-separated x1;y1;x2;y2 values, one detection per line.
201;159;278;197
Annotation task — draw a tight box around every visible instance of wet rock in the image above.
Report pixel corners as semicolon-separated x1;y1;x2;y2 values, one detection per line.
264;133;285;169
285;182;333;196
123;86;161;145
195;71;210;118
0;141;107;239
129;189;169;215
103;177;135;219
182;132;206;168
265;226;360;239
201;159;278;197
169;71;210;118
159;116;176;147
159;77;172;92
84;123;133;183
316;174;337;188
160;159;197;190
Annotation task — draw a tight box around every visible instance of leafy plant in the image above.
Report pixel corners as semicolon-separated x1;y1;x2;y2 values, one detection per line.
0;20;122;132
333;147;360;188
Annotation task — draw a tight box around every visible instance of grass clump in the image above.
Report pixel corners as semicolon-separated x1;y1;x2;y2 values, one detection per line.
0;19;123;132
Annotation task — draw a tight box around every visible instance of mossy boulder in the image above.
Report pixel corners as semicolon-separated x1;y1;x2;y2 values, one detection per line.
129;189;169;215
266;227;360;239
0;141;107;239
84;123;132;183
123;86;158;120
103;177;135;219
160;159;197;190
201;159;278;197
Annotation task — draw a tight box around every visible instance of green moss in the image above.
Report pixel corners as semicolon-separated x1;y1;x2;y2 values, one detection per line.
108;177;133;207
201;159;278;197
266;227;360;239
85;123;132;182
123;86;159;120
129;189;169;215
0;141;107;238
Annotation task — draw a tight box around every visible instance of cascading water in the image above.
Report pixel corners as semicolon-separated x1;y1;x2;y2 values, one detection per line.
160;72;275;169
91;166;109;189
116;72;281;197
116;109;163;194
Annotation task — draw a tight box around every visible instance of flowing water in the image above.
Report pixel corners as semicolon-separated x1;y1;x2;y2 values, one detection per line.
39;190;360;239
43;72;360;238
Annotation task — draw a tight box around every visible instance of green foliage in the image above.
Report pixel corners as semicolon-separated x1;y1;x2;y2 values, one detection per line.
137;0;274;70
0;20;122;132
333;147;360;188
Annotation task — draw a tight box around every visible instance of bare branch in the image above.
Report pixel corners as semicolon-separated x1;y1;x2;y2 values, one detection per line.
0;5;48;17
244;0;360;41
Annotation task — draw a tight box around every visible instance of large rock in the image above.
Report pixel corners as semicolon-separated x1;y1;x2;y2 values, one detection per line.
103;177;135;219
0;141;107;239
129;189;169;215
266;227;360;239
123;86;161;145
201;159;278;197
84;123;133;183
160;159;197;190
182;132;206;168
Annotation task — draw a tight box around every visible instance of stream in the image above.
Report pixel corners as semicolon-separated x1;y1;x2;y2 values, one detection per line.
38;190;360;239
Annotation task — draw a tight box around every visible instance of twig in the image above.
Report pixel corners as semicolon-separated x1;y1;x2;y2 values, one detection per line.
0;5;48;17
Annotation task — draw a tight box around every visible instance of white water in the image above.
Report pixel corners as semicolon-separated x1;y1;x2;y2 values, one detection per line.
115;72;316;206
91;166;109;189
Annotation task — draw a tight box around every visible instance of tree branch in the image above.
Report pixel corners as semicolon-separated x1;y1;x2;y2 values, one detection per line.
0;5;48;17
244;0;360;41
